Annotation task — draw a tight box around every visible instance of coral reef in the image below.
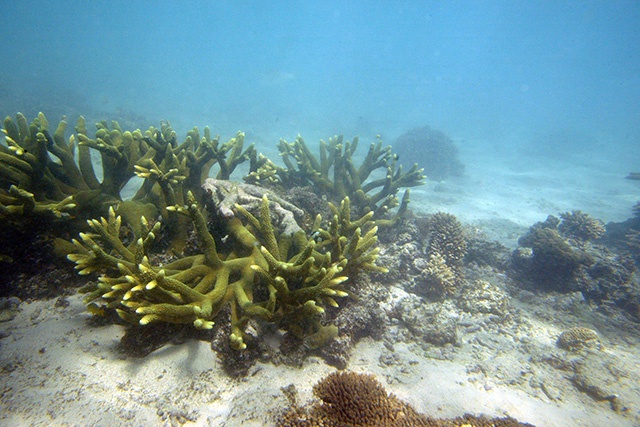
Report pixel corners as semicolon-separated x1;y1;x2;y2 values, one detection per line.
393;125;464;181
249;134;425;223
0;112;256;231
203;178;305;236
0;112;110;220
67;189;385;351
421;212;467;296
276;371;536;427
556;327;601;351
456;279;510;318
427;213;467;265
422;252;457;296
395;295;459;347
514;226;592;286
625;203;640;256
511;214;640;318
558;210;606;241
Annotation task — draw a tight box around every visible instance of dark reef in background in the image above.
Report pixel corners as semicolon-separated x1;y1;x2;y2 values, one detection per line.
393;126;464;181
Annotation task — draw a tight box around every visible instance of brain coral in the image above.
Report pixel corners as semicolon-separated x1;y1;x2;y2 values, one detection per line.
277;371;537;427
556;327;600;351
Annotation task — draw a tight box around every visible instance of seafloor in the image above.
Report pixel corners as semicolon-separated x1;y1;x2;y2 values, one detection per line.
1;136;639;427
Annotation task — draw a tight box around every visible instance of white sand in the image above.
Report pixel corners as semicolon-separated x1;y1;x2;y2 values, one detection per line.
2;291;638;427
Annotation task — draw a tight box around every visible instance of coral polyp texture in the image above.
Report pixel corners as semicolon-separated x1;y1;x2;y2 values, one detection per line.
277;371;536;427
68;189;385;351
248;133;425;223
556;327;601;351
422;212;467;296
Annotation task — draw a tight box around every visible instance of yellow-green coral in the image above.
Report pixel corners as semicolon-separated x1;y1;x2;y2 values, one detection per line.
69;191;385;350
0;113;116;219
247;134;424;223
1;113;256;227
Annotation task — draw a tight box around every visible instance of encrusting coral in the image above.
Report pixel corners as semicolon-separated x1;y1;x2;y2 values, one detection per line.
67;188;386;350
247;133;425;224
556;327;601;351
277;371;536;427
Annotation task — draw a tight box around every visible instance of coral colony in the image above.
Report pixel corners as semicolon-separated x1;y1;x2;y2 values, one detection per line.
0;112;421;350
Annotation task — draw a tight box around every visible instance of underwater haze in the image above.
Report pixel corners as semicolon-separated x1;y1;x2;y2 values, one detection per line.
5;3;640;426
2;0;640;163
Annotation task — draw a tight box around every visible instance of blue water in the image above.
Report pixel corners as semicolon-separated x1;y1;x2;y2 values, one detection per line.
2;1;639;168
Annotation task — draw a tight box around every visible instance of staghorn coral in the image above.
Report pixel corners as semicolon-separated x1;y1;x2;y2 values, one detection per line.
558;210;606;241
277;371;536;427
248;134;425;224
68;190;385;351
1;112;258;257
0;112;114;220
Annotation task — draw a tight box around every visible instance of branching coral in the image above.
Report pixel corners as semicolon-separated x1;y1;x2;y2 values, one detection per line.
68;190;385;350
247;134;425;224
422;252;457;296
427;212;467;266
1;112;257;257
558;210;606;241
0;113;115;220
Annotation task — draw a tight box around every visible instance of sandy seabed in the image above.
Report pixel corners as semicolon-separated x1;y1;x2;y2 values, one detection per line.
1;140;639;427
